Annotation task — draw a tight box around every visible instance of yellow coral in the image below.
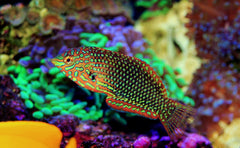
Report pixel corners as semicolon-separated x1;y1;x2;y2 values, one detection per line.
135;1;200;84
213;118;240;148
0;121;62;148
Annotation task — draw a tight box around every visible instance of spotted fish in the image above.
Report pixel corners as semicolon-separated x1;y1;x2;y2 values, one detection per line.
51;47;195;138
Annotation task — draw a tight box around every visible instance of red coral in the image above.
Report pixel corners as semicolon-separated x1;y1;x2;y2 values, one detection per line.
186;60;240;138
186;0;240;61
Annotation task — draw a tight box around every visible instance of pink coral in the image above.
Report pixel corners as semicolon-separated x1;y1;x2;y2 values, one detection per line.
133;136;151;148
177;133;211;148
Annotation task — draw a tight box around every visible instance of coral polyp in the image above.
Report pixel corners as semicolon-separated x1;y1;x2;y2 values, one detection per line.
40;13;65;34
26;8;40;25
186;0;240;61
2;4;27;27
44;0;71;13
187;60;240;139
186;1;240;146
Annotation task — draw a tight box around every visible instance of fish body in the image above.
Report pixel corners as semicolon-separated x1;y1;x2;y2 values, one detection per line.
51;47;194;138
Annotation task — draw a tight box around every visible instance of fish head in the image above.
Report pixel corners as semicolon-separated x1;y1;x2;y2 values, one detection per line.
51;47;94;87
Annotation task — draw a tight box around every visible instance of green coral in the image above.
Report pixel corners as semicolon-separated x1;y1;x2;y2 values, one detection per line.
79;32;122;52
80;33;108;48
135;0;172;20
140;9;169;20
8;59;103;120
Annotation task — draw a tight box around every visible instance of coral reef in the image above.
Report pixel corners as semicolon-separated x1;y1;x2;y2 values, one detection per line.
213;118;240;148
0;75;30;121
80;16;148;57
43;0;132;18
185;0;240;146
135;1;200;84
0;11;23;55
73;120;212;148
2;4;27;27
135;0;173;20
133;136;151;148
186;0;240;61
40;12;65;35
0;54;16;75
0;0;216;147
8;64;103;120
49;114;80;147
26;8;40;25
158;133;212;148
186;60;240;140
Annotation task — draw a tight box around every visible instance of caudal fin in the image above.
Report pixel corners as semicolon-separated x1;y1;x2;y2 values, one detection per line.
161;101;196;139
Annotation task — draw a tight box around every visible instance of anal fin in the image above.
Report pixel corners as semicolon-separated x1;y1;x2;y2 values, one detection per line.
105;96;159;119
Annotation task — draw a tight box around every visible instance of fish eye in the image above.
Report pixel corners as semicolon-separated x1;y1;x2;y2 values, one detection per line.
64;56;73;64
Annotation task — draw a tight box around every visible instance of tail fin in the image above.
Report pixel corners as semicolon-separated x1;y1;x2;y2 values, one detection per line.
161;101;196;139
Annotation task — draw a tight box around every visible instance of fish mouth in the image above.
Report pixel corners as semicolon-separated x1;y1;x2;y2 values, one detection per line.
51;56;65;67
51;58;59;65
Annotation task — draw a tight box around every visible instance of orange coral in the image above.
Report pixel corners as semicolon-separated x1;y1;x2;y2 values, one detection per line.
40;13;65;34
0;121;62;148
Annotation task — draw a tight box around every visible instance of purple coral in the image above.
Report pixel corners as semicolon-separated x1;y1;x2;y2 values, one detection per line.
158;133;212;148
177;133;211;148
0;75;29;121
133;136;151;148
93;135;131;148
48;114;80;137
99;16;148;56
48;114;80;148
